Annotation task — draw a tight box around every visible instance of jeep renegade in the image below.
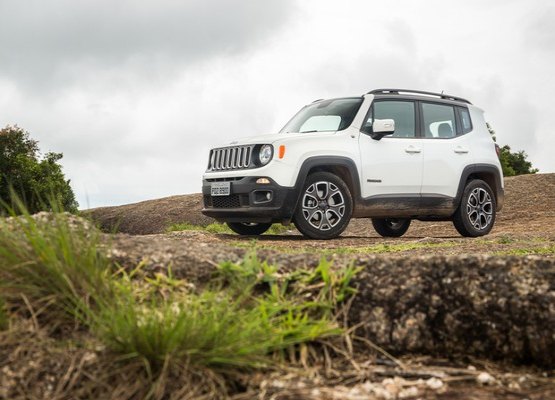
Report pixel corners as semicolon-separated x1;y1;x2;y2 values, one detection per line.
201;89;504;239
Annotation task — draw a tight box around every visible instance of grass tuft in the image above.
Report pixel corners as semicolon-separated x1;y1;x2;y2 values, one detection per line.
0;204;357;396
0;207;112;326
93;251;346;373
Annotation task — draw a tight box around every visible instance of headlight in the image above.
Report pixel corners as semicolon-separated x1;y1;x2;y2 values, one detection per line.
258;144;273;165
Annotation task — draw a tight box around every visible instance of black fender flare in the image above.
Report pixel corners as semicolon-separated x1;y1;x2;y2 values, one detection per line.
289;156;361;215
455;164;504;211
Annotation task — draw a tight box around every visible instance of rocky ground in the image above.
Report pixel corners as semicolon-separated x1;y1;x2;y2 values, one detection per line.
82;173;555;399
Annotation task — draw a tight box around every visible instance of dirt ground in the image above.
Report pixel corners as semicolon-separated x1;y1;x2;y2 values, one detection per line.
65;174;555;399
89;173;555;241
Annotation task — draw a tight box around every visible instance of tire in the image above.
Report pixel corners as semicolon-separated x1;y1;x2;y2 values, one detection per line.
227;222;272;236
452;179;496;237
371;218;411;237
293;172;353;239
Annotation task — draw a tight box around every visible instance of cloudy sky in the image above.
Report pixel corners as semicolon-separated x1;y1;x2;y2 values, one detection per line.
1;0;553;208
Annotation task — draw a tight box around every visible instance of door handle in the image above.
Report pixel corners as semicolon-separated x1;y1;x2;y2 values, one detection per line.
454;146;469;154
405;146;421;154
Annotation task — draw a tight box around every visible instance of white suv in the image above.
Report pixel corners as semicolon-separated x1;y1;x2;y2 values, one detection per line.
202;89;504;239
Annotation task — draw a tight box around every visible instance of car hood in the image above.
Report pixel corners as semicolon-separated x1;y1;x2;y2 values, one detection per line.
217;131;337;147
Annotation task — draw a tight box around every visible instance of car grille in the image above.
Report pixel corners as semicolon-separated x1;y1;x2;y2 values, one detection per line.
204;195;242;208
207;146;253;171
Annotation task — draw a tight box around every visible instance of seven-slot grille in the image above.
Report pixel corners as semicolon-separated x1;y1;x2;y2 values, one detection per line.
208;145;253;171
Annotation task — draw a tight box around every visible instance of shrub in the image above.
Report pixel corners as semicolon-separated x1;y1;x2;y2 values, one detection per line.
0;125;78;214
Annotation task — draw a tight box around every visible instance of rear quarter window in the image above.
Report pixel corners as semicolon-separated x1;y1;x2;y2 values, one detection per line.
458;107;473;134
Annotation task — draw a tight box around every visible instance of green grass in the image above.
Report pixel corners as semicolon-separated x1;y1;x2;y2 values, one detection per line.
94;252;353;372
231;240;457;255
0;204;356;395
167;222;291;235
493;245;555;256
0;209;112;325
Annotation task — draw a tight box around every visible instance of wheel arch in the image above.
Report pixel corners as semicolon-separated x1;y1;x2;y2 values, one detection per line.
456;164;504;211
291;156;361;213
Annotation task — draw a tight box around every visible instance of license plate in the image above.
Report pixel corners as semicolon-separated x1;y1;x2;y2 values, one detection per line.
211;181;231;196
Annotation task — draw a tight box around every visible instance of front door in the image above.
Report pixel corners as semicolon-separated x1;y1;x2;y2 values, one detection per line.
358;100;423;199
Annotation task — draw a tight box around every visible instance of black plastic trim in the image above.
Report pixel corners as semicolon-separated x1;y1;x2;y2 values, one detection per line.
353;164;503;218
454;164;504;211
201;156;362;224
201;176;297;223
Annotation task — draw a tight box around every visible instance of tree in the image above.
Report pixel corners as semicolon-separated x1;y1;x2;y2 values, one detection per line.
0;125;78;214
486;123;538;177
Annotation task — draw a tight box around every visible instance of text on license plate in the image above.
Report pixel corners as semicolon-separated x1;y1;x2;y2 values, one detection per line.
211;182;231;196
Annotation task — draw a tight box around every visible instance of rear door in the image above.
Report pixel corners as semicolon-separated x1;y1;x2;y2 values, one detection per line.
420;102;474;199
358;99;423;198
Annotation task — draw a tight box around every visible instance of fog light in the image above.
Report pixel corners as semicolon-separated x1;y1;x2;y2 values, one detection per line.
256;177;271;184
253;190;273;204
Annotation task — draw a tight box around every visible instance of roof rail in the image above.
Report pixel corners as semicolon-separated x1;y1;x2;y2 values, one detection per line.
367;88;471;104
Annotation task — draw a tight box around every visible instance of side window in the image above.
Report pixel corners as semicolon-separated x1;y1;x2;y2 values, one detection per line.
458;107;473;134
364;101;416;138
421;103;456;139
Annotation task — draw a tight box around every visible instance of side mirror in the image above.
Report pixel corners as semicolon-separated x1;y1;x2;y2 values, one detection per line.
370;119;395;140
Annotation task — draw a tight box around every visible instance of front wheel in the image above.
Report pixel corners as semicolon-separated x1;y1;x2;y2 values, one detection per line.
452;179;496;237
293;172;353;239
371;218;411;237
227;222;272;236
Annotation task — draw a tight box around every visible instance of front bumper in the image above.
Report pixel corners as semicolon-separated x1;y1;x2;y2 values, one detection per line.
201;176;298;223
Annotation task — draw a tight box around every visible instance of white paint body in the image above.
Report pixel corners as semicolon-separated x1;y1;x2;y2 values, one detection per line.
202;93;503;202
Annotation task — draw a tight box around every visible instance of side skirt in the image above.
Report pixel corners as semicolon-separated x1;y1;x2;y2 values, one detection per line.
353;194;457;219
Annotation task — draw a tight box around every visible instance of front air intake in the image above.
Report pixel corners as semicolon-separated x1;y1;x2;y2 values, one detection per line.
207;145;253;171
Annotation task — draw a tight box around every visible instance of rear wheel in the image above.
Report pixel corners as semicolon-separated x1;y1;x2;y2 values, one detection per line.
452;179;496;237
371;218;411;237
227;222;272;236
293;172;353;239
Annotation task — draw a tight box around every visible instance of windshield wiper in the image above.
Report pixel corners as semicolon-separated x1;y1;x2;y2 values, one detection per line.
300;130;318;133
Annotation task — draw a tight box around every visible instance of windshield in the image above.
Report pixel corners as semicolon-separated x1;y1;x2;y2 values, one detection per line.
280;97;363;133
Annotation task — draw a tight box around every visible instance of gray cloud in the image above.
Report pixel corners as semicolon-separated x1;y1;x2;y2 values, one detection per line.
0;0;295;90
1;0;553;208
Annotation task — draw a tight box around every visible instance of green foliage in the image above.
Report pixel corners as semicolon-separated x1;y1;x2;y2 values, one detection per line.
0;125;78;214
487;123;538;176
498;145;539;177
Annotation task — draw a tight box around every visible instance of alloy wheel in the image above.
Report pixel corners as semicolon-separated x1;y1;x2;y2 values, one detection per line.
466;187;493;230
301;181;346;231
